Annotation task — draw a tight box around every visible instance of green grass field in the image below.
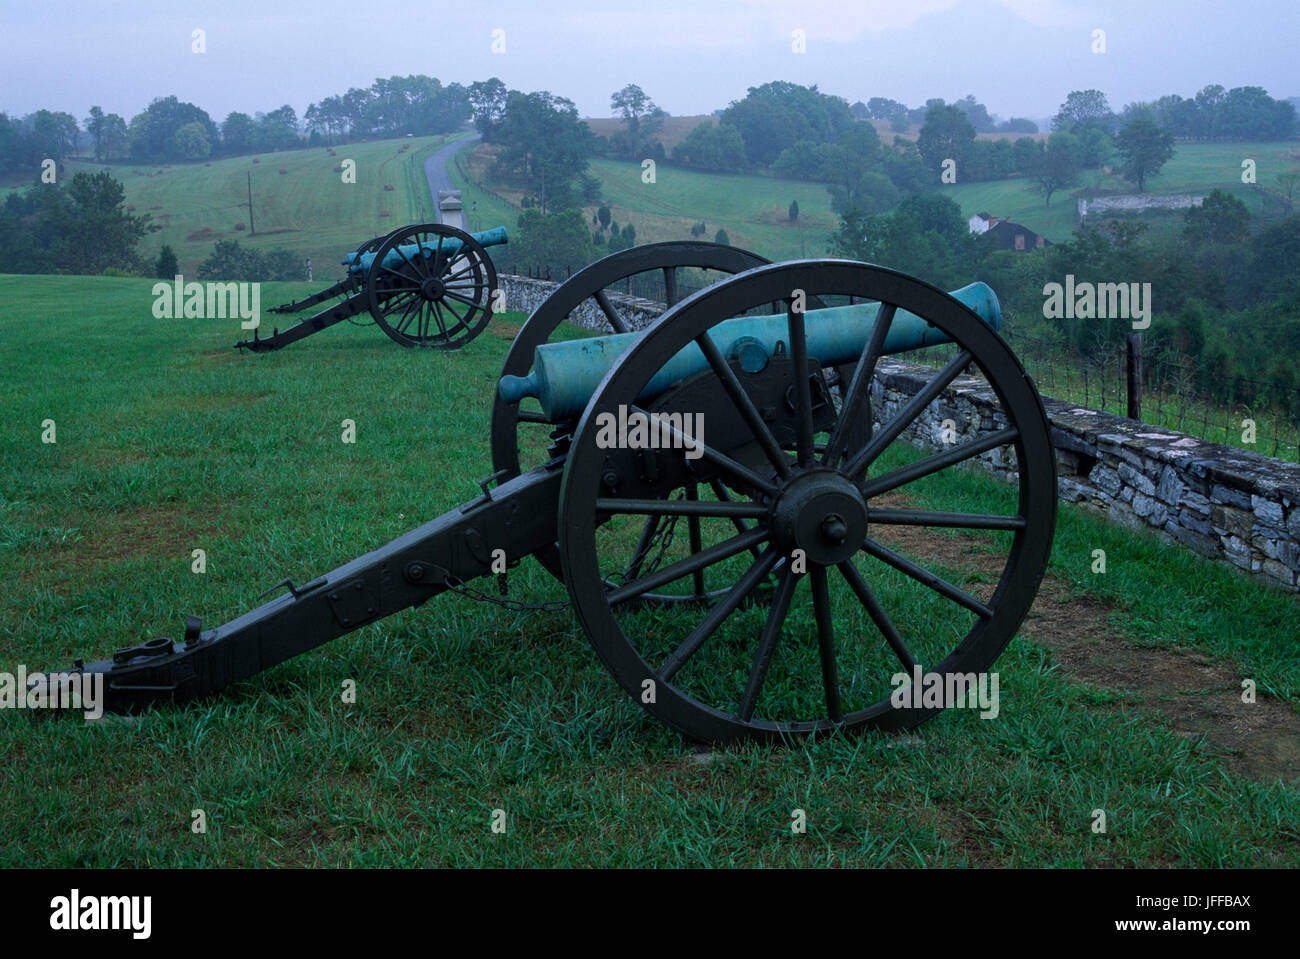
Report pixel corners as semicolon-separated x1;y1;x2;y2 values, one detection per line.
1;274;1297;867
66;135;461;276
455;140;1299;260
942;141;1299;242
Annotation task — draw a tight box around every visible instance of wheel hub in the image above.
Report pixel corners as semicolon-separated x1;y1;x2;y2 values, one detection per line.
770;469;867;566
420;276;446;301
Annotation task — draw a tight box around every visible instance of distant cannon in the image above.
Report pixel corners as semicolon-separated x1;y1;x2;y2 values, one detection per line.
237;223;505;352
39;244;1057;743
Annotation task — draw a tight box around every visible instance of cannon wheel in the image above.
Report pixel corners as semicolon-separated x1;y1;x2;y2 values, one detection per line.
366;223;496;349
491;242;770;582
558;259;1057;742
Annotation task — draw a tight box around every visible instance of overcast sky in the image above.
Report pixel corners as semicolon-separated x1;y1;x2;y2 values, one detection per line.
2;0;1295;124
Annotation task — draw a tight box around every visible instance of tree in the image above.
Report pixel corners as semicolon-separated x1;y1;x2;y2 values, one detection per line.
85;106;106;161
715;229;730;245
221;112;255;155
1052;90;1116;135
1277;171;1300;205
789;200;799;222
882;138;928;192
131;96;219;161
32;110;80;162
198;240;267;280
512;207;597;273
155;244;178;278
673;122;746;172
952;94;996;133
1183;189;1250;247
47;171;151;274
173;122;212;159
1078;127;1113;168
494;90;597;212
721;81;854;167
1115;119;1174;191
1012;136;1043;175
1031;134;1079;206
916;102;975;181
997;117;1038;133
866;97;908;122
609;83;666;160
467;78;508;141
597;205;611;231
100;113;128;160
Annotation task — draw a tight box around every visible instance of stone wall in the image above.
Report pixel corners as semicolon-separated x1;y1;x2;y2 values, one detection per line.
1077;193;1204;221
872;357;1300;591
497;273;665;332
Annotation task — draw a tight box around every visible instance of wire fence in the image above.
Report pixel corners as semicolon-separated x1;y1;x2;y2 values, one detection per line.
909;328;1300;463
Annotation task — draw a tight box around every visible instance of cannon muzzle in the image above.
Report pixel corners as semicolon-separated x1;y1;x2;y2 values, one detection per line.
343;225;508;273
498;281;1001;422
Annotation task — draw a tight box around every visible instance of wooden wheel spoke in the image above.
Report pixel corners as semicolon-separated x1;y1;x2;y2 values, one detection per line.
837;560;918;672
738;566;798;721
810;566;842;722
442;289;483;309
859;427;1019;499
824;302;895;467
663;267;680;307
629;405;778;496
595;498;767;519
594;289;630;333
605;527;769;606
625;513;661;582
845;350;974;479
693;334;792;480
708;478;764;559
394;296;420;333
859;536;993;619
787;305;816;467
661;549;779;680
867;508;1026;531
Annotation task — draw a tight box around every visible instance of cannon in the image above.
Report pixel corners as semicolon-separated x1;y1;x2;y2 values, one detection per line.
33;244;1056;743
237;222;505;352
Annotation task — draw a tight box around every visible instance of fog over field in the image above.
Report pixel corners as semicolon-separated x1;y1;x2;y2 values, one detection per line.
3;0;1295;123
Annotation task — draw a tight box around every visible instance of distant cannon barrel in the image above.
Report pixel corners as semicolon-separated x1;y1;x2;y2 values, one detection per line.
343;225;509;274
498;281;1002;422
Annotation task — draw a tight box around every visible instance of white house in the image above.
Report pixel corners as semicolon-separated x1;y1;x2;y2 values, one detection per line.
968;212;1002;235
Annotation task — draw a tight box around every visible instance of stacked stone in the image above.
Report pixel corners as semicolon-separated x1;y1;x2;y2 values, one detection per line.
496;275;666;332
871;357;1300;592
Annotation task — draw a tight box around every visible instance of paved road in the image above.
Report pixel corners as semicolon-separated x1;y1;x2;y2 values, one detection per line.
422;133;480;225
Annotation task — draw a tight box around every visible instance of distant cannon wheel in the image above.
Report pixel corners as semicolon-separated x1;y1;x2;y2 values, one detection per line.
366;223;496;349
491;242;771;583
558;260;1057;742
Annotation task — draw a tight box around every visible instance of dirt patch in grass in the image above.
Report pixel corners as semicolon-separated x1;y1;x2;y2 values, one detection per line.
33;503;228;578
490;320;523;341
870;501;1300;785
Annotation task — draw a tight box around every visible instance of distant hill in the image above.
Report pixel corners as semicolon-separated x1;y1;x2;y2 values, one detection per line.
63;134;457;276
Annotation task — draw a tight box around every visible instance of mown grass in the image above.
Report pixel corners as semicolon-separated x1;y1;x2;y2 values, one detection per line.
65;134;460;276
941;141;1298;242
461;140;1299;262
0;274;1296;867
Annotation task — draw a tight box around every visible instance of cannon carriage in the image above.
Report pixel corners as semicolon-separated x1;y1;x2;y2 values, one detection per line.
238;222;505;352
38;242;1056;743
